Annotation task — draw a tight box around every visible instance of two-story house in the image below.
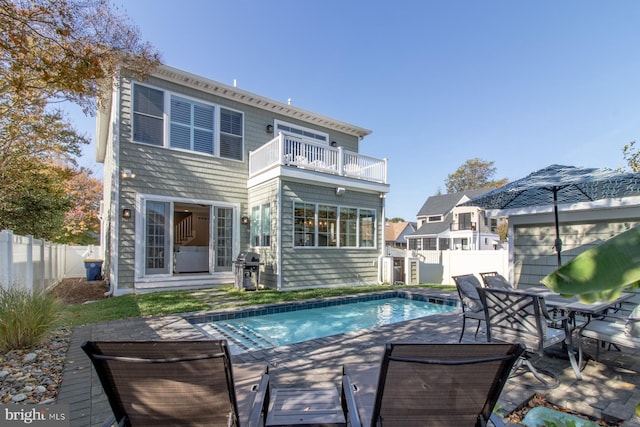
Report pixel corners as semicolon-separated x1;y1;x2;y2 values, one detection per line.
95;64;389;295
407;189;502;251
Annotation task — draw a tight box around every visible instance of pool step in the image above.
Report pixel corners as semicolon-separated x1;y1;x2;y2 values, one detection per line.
197;322;275;354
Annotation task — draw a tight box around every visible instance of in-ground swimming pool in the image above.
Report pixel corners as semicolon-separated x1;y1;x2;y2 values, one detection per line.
191;292;457;354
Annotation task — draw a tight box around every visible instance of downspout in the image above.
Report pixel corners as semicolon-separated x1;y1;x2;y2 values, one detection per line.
378;193;386;284
276;179;283;290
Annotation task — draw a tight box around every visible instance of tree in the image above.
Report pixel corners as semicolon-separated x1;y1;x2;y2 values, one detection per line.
0;0;160;239
623;141;640;172
59;167;102;244
445;158;508;194
387;217;405;223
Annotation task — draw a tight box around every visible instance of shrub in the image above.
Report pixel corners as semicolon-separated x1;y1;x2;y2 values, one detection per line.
0;287;59;351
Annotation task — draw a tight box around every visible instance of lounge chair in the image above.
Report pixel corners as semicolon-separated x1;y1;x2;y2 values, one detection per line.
341;342;525;427
479;288;581;387
82;340;269;427
452;274;486;342
479;272;514;290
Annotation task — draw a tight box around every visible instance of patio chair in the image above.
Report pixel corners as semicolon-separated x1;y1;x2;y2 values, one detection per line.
479;272;515;290
580;305;640;360
452;274;486;342
81;340;269;427
479;288;580;388
341;342;525;427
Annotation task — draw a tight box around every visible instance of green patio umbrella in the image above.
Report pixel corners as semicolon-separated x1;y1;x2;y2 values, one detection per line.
461;164;640;266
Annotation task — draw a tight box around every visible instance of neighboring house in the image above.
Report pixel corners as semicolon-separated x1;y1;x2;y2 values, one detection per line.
95;64;390;295
384;221;416;249
407;189;503;251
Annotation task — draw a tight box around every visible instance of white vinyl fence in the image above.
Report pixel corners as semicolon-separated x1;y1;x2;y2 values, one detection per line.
412;249;509;285
0;230;99;293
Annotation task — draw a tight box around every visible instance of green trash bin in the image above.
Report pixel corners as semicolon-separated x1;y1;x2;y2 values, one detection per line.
84;259;103;281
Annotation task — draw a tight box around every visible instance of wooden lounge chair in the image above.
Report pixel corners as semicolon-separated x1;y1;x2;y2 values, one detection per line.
452;274;486;342
82;340;269;427
479;288;581;387
479;272;515;290
341;342;525;427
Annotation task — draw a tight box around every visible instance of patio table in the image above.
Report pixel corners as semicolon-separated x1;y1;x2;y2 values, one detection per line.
517;286;633;379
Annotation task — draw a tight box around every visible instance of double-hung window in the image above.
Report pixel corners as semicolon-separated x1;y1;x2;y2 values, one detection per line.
133;85;164;146
170;96;214;154
133;83;244;160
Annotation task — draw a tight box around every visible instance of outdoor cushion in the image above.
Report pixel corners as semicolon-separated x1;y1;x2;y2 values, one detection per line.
484;274;513;290
626;305;640;337
458;277;483;312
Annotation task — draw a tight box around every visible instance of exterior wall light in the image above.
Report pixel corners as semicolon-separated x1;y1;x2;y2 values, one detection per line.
266;124;274;134
336;187;346;196
121;169;136;179
122;209;132;219
241;216;250;225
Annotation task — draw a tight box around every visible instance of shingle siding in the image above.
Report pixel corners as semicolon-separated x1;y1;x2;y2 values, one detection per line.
514;219;640;287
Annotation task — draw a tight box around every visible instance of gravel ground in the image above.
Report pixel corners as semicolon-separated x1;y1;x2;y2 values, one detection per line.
0;279;108;404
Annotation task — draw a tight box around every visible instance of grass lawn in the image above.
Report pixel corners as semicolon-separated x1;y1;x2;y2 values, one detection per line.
57;284;455;327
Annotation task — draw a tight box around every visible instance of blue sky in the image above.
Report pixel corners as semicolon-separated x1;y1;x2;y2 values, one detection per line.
72;1;640;220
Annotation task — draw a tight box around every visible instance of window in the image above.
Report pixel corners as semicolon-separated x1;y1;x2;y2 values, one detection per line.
133;85;164;146
318;205;337;247
133;84;244;160
339;208;357;247
427;215;442;222
170;96;215;154
220;108;243;160
294;203;315;246
275;120;328;144
250;203;271;247
294;203;376;248
359;209;375;247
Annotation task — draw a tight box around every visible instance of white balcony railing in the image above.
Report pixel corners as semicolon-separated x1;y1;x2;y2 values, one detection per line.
249;133;387;184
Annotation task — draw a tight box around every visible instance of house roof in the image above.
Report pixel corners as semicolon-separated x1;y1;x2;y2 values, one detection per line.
156;65;372;138
384;222;415;242
412;213;453;236
416;188;491;217
96;64;373;163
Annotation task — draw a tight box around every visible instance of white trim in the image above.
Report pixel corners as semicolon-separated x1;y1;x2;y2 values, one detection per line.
485;195;640;218
133;193;241;283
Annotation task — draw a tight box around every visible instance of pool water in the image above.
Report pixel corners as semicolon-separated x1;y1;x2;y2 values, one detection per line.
195;296;456;354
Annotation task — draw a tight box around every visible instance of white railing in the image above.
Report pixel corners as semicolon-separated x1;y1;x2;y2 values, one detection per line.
0;230;99;292
249;133;387;184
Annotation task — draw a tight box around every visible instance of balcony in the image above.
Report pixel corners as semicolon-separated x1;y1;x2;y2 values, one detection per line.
249;133;388;184
450;222;477;231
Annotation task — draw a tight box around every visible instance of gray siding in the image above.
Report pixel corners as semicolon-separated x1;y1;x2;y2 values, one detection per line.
114;74;364;290
247;181;279;289
279;181;383;289
514;219;640;288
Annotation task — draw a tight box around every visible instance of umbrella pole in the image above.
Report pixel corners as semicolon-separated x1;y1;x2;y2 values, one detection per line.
553;188;562;266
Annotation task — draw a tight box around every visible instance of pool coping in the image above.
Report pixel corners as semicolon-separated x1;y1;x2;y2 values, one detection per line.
185;289;460;324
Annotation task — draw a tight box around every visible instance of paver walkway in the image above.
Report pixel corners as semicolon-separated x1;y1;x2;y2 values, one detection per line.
57;289;640;426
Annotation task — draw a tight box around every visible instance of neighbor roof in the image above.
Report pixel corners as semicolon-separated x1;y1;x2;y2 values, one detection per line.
416;189;491;217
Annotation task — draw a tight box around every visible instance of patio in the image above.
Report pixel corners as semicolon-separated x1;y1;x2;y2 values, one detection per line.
57;288;640;426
